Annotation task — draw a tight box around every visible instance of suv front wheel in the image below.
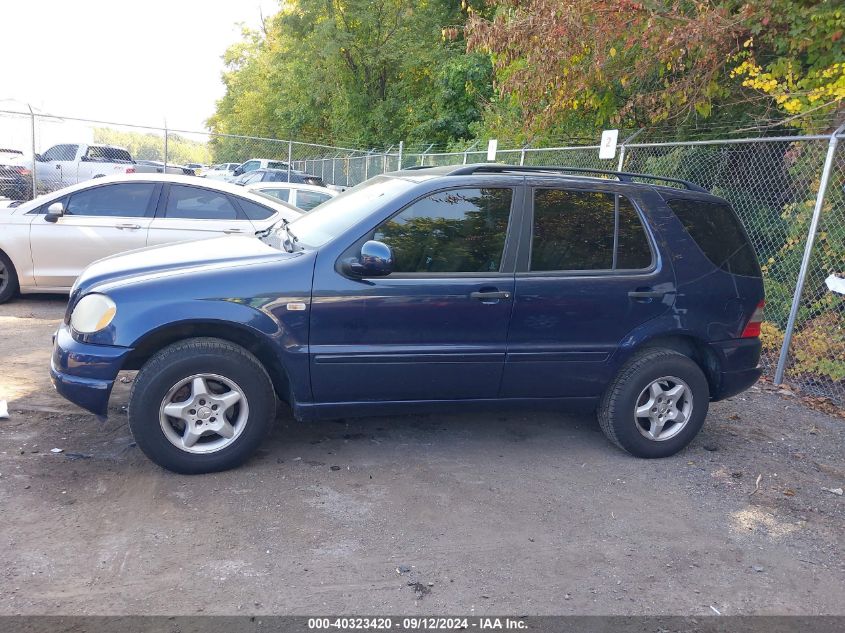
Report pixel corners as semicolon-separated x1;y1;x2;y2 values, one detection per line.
128;338;276;474
598;348;709;458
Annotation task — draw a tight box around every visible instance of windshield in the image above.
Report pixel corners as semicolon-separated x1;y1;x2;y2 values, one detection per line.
286;176;413;247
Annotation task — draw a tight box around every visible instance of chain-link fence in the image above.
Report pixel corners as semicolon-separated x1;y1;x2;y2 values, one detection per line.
1;107;843;406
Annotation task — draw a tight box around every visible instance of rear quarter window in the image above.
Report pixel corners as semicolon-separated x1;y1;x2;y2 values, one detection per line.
667;199;760;277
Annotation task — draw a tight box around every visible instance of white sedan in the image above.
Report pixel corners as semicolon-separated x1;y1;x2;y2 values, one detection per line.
246;182;338;212
0;174;301;303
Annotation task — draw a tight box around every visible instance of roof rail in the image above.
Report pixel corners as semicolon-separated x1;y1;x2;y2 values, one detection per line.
445;164;709;193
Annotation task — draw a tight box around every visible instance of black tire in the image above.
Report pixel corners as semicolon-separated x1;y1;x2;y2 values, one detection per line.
598;348;709;458
128;337;276;474
0;250;20;304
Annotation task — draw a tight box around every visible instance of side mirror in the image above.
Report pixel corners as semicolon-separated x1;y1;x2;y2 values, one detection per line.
347;240;393;277
233;167;243;176
45;201;64;223
35;153;46;162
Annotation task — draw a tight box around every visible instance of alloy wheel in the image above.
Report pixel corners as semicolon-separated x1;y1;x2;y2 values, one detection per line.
634;376;693;442
159;373;249;454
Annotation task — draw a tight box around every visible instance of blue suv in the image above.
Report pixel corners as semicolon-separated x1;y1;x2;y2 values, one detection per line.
50;165;764;473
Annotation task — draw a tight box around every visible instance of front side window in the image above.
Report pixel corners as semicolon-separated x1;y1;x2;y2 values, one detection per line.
373;188;513;274
241;161;260;172
65;183;156;217
164;185;239;220
531;189;651;271
42;144;78;162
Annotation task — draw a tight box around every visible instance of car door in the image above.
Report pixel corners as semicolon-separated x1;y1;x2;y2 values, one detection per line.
30;181;158;288
501;184;676;398
146;183;258;246
309;185;522;403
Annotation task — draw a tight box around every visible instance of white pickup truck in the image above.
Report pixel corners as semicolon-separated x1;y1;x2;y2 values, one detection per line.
30;143;136;194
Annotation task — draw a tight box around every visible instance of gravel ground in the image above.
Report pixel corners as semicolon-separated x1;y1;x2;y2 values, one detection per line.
0;296;843;615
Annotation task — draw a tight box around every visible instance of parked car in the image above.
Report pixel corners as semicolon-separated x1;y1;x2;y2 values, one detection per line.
0;149;32;201
25;144;136;195
185;163;207;176
234;168;326;188
204;163;240;181
0;174;301;302
228;158;292;181
50;164;764;474
246;182;338;211
133;160;194;176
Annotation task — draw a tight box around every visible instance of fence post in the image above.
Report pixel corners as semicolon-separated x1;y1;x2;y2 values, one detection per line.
463;140;479;165
520;144;529;166
163;120;169;168
774;121;845;385
287;140;293;181
617;129;643;171
398;141;404;170
27;105;37;197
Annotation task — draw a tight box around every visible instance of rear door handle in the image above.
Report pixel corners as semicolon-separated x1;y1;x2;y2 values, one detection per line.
115;223;141;230
470;290;512;301
628;288;673;300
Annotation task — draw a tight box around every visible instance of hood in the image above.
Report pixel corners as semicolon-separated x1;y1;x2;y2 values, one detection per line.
74;235;293;296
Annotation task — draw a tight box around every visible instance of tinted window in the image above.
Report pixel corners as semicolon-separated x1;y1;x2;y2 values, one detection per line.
267;161;287;170
616;200;653;269
242;172;264;184
237;198;275;221
165;185;238;220
259;187;289;202
296;190;332;211
265;171;290;183
66;183;155;218
86;146;132;162
531;189;651;271
668;199;760;277
374;188;513;274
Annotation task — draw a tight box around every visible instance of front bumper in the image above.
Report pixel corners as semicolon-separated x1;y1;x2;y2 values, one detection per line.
50;324;133;416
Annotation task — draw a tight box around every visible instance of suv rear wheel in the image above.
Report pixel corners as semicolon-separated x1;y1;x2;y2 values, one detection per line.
128;338;276;474
598;348;709;458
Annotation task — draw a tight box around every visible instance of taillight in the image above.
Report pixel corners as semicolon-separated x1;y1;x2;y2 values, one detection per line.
125;167;136;174
15;167;31;176
741;301;765;338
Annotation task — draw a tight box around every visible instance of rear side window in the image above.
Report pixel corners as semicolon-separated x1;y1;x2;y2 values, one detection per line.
296;189;332;211
667;199;760;277
531;189;652;271
237;198;276;221
259;187;290;202
164;185;239;220
374;187;514;274
86;146;132;162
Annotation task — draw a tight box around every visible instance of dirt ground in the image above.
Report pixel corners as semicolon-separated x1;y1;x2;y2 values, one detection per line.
0;296;843;616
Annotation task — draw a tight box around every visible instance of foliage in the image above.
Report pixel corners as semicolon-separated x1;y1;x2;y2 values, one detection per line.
465;0;845;137
208;0;492;159
792;313;845;382
92;128;211;166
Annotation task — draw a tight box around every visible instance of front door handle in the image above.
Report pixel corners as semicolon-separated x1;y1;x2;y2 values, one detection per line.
115;223;141;230
470;290;512;302
223;228;246;234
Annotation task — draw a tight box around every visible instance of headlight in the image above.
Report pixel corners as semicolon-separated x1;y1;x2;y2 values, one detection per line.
71;294;117;334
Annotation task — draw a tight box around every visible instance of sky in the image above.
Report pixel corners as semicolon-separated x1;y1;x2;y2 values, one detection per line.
0;0;278;132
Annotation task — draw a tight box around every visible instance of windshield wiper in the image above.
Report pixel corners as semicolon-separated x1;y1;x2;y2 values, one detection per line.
255;218;301;253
